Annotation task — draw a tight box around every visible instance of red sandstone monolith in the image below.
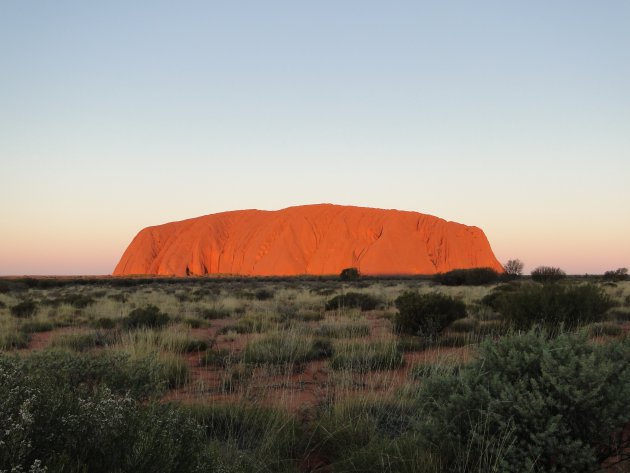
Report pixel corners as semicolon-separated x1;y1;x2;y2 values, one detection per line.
113;204;503;276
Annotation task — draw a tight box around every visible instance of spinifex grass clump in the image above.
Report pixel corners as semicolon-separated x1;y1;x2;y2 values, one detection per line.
417;331;630;472
325;292;380;311
50;330;118;352
394;292;466;337
330;340;404;373
218;313;280;335
242;332;327;365
184;403;300;472
314;319;371;338
0;328;29;350
312;397;430;472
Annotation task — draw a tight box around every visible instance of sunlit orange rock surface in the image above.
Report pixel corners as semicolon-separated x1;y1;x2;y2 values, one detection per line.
113;204;503;276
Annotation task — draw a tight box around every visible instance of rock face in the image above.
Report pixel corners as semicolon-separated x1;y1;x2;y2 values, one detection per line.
113;204;503;276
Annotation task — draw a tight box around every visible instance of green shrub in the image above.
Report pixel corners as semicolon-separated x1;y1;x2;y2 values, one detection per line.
293;309;325;322
394;292;466;337
325;292;380;311
20;320;54;333
310;338;335;359
417;331;630;472
124;305;170;329
330;341;404;373
530;265;566;283
254;288;274;300
496;283;613;331
108;292;129;303
0;330;29;350
202;348;236;368
0;359;212;472
433;268;500;286
60;293;96;308
7;349;174;399
93;316;116;329
10;300;38;318
340;267;360;280
480;282;521;310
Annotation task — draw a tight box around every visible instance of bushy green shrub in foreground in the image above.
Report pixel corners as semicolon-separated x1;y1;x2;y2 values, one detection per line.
394;292;466;336
0;356;212;473
418;331;630;472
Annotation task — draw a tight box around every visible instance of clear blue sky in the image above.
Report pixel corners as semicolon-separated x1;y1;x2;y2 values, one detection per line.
1;1;629;275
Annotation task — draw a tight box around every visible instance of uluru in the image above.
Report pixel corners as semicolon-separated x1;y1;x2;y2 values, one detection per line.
113;204;503;276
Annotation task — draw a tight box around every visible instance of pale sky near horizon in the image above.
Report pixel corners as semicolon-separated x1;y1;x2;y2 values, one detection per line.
1;1;629;275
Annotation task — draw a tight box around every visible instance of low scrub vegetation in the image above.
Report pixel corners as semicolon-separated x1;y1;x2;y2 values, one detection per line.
490;282;612;332
530;265;567;283
325;292;380;311
433;267;500;286
10;300;38;318
1;275;630;472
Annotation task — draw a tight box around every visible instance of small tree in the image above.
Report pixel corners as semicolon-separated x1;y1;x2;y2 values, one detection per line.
340;267;360;280
503;259;524;279
603;268;628;281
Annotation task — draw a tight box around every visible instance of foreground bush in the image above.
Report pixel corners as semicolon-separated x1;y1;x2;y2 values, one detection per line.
433;268;500;286
418;331;630;472
494;283;612;331
0;356;212;473
394;292;466;337
325;292;380;311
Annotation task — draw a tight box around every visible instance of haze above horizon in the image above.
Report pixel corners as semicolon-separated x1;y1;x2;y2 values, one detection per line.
1;1;628;275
